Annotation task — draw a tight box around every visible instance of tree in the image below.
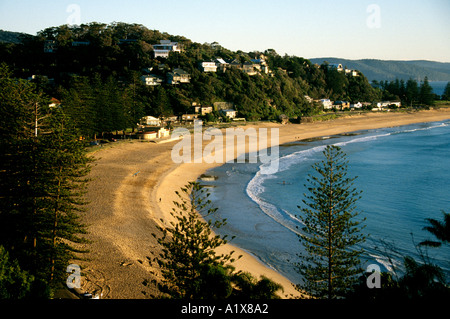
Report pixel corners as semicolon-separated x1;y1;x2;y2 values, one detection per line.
0;245;34;299
442;82;450;100
419;76;435;106
420;211;450;247
147;181;238;299
0;65;92;297
295;145;366;299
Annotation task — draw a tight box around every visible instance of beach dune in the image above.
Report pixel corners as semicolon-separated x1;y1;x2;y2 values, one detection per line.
81;109;450;299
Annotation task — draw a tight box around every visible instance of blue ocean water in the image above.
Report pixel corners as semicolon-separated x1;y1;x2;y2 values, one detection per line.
203;120;450;285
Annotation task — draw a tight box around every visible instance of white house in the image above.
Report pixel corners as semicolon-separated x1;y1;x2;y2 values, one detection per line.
328;63;344;72
140;74;163;86
167;68;191;84
140;116;161;126
221;109;237;119
153;40;181;58
319;99;333;109
350;102;363;109
200;61;217;72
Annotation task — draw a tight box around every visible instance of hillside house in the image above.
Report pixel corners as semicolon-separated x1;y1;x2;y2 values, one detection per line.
319;99;333;109
220;109;237;119
200;61;217;72
140;116;161;126
139;127;170;140
350;102;363;109
328;63;344;72
153;40;181;58
195;106;213;115
215;58;229;72
140;74;163;86
167;68;191;84
250;58;269;74
334;101;350;110
181;114;198;123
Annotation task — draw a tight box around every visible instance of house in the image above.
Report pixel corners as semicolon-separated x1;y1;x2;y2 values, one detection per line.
242;62;257;76
167;68;190;84
345;69;359;77
350;102;363;109
220;109;237;119
153;40;181;58
49;97;61;108
377;101;401;109
334;101;350;110
319;99;333;109
195;106;213;115
140;74;163;86
140;127;170;140
229;59;242;69
181;114;198;123
215;58;229;72
200;61;217;72
140;116;161;126
328;63;344;72
250;57;269;74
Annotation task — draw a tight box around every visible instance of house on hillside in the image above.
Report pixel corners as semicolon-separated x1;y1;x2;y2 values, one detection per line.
319;99;333;109
334;101;350;110
195;105;213;115
140;74;163;86
153;40;181;58
215;58;229;72
181;114;198;123
167;68;191;84
220;109;237;119
328;63;344;72
140;116;161;126
242;62;257;76
199;61;217;72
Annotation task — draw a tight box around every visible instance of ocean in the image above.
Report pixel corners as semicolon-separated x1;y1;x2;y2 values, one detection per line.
202;120;450;285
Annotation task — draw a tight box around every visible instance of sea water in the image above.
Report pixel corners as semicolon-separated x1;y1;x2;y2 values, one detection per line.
203;120;450;285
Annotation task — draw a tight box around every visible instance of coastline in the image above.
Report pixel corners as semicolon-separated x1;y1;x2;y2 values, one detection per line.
81;108;450;299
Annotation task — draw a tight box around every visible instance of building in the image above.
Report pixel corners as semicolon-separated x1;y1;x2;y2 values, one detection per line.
140;127;170;140
220;109;237;119
350;102;363;109
334;101;350;110
153;40;181;58
328;63;344;72
195;106;213;115
200;61;217;72
242;62;257;76
215;58;229;72
319;99;333;109
181;114;198;123
167;68;191;84
140;74;163;86
140;116;161;126
71;41;90;47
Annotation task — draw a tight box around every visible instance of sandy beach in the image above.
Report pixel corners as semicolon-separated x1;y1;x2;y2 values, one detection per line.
80;109;450;299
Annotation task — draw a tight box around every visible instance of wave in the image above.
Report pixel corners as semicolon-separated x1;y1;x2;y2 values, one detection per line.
246;121;448;233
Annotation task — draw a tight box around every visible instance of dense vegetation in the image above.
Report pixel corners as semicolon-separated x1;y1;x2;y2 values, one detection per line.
0;22;384;138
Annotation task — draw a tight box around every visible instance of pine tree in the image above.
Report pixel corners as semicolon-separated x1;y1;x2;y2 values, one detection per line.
419;76;435;106
147;182;238;299
295;145;366;299
0;64;93;296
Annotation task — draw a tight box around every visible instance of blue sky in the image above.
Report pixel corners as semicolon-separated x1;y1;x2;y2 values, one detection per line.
0;0;449;61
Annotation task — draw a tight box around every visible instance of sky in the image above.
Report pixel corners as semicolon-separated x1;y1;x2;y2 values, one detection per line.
0;0;449;62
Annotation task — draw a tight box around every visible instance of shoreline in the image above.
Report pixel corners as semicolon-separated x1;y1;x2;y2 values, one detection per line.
81;108;450;299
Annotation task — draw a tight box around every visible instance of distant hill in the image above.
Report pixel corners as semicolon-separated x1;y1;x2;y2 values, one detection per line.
0;30;30;44
309;58;450;82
